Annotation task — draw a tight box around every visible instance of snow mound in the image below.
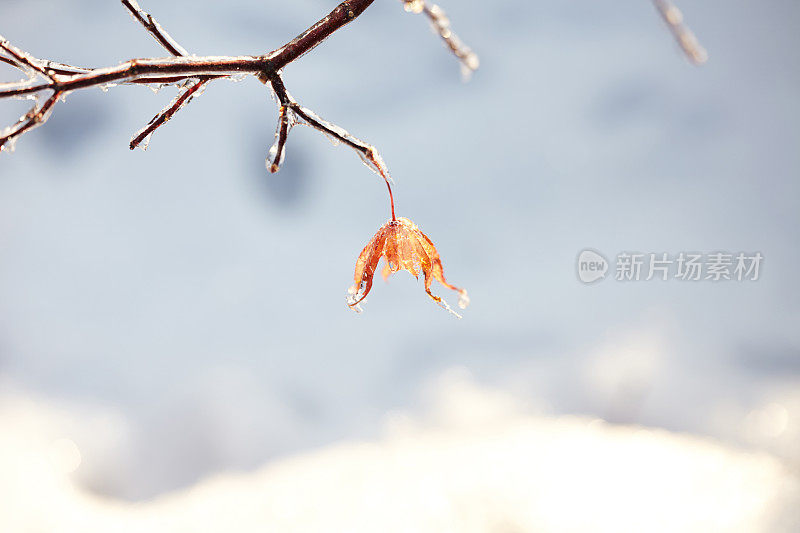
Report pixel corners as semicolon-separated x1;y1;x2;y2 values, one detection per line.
1;374;798;532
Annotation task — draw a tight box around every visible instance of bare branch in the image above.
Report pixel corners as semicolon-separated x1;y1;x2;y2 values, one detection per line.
129;79;208;150
121;0;188;57
0;0;381;152
266;99;291;174
0;55;18;70
1;37;93;80
267;0;376;67
400;0;479;79
268;74;397;220
1;38;46;78
652;0;708;65
120;0;217;150
0;55;264;100
124;75;221;86
0;91;59;152
30;61;92;77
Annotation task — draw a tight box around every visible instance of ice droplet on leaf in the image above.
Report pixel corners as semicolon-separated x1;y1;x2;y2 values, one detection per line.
458;289;470;310
346;285;364;313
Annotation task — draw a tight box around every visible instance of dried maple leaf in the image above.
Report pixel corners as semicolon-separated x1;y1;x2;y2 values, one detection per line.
347;217;470;318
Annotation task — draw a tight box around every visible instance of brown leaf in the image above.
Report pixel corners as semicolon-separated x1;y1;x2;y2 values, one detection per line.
347;217;469;318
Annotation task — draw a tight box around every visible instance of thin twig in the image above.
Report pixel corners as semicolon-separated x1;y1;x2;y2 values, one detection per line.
1;38;92;79
0;54;264;99
0;38;47;77
652;0;708;64
129;80;207;149
268;74;396;220
0;55;19;70
400;0;479;79
121;0;216;150
0;90;59;152
121;0;188;57
266;101;291;174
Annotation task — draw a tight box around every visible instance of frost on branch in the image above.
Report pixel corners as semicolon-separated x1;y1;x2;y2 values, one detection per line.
266;103;293;173
652;0;708;64
264;74;396;188
0;0;705;157
401;0;480;79
120;0;218;151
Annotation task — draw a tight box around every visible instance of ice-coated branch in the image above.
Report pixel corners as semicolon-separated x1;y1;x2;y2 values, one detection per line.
0;55;18;70
0;37;63;152
0;0;382;151
1;0;476;222
0;91;60;152
0;50;264;102
652;0;708;65
121;0;217;150
130;80;209;150
0;38;48;78
400;0;479;79
121;0;188;57
1;38;93;81
266;100;291;174
266;74;397;221
0;0;480;230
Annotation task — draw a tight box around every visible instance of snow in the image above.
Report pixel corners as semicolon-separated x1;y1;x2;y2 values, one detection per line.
1;374;798;532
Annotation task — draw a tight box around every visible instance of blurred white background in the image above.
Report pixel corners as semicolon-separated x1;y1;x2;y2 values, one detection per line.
0;0;798;530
